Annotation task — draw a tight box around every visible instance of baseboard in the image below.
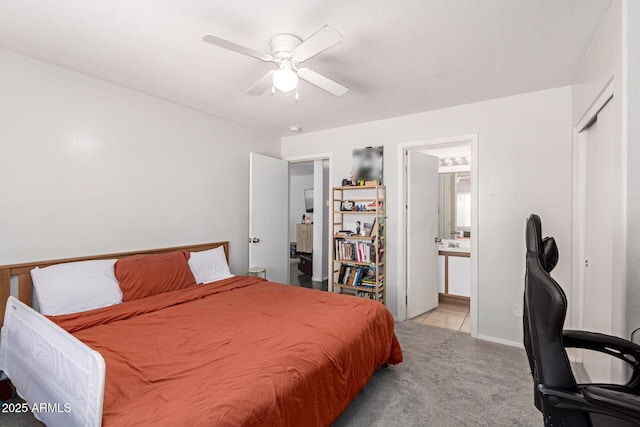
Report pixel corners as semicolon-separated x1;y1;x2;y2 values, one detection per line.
311;276;328;282
477;334;524;349
438;294;470;305
566;348;581;363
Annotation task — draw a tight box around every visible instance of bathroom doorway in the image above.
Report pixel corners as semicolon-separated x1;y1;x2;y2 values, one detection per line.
400;135;478;336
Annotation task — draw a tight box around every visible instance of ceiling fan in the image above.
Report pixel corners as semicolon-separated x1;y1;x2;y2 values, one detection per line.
202;25;349;98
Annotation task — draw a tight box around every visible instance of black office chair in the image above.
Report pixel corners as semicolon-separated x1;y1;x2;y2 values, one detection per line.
524;213;640;427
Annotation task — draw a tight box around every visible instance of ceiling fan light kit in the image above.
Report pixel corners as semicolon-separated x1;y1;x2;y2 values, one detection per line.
272;68;298;93
272;59;298;93
202;25;348;98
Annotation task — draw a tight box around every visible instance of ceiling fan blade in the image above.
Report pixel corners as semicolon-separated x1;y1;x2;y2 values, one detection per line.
202;34;273;62
247;70;275;95
292;25;343;62
298;68;348;97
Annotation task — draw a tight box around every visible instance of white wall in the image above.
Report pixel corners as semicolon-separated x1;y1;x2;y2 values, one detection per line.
288;172;314;241
312;160;324;281
574;0;629;328
282;86;573;345
322;160;330;280
310;159;330;281
624;0;640;340
0;48;280;275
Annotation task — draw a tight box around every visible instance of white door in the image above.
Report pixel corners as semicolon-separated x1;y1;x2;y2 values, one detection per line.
582;100;619;383
249;153;289;284
406;151;440;318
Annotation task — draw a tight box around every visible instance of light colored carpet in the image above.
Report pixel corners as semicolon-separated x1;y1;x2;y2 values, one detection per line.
0;321;587;427
335;321;549;427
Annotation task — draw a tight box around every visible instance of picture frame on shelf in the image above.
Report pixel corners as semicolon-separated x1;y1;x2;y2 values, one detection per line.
340;200;354;211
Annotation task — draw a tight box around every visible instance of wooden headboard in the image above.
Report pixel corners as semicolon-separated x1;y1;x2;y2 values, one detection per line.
0;241;229;328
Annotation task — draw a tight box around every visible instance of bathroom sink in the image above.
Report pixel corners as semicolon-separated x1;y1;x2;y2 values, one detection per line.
438;239;471;253
442;247;470;253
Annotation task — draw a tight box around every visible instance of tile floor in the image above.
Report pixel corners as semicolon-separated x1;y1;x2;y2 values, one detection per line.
410;301;471;333
289;258;328;291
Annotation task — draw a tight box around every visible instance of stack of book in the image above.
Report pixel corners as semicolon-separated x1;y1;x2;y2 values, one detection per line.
335;240;376;262
337;265;367;286
337;265;383;288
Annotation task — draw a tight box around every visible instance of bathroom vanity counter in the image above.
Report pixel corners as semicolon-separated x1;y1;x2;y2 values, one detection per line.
438;248;471;299
438;248;470;256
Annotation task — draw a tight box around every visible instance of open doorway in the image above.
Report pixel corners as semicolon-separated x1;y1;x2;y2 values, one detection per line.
288;159;330;291
399;135;479;337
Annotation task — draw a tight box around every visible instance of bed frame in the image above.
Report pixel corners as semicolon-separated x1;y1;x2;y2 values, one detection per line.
0;241;229;329
0;241;228;427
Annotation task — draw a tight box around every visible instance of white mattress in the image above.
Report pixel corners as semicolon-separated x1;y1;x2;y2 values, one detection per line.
0;297;105;427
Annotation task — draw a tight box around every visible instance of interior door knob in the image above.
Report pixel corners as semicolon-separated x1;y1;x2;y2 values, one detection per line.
252;237;261;243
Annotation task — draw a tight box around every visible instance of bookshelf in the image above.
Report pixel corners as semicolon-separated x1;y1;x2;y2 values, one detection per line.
331;184;386;304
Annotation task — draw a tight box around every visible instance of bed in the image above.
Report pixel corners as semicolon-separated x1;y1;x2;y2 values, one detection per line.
0;242;402;426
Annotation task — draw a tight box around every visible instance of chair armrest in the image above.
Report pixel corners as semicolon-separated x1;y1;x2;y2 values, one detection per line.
538;385;640;425
563;330;640;390
563;330;640;367
581;385;640;419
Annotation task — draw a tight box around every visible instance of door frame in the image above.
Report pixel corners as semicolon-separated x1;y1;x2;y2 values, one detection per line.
571;76;614;363
283;152;333;287
397;134;479;338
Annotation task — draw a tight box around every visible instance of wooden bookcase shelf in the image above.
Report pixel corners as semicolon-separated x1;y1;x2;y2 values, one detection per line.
331;184;386;305
333;259;385;267
333;234;385;241
333;283;386;292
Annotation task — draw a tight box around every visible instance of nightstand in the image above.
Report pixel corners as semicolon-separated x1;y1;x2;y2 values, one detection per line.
247;267;267;279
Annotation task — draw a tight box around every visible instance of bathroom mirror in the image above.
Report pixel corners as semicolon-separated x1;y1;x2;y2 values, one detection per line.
304;189;314;213
438;172;471;239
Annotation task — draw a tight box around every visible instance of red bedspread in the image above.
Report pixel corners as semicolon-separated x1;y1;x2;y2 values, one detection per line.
50;276;403;426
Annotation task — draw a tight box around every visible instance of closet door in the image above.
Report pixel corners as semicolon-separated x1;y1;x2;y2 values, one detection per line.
582;100;618;383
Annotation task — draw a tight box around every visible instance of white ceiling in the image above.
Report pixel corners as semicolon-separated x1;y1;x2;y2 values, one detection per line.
0;0;610;136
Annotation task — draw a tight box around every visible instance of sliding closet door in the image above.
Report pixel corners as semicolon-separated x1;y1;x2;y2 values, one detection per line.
582;100;619;383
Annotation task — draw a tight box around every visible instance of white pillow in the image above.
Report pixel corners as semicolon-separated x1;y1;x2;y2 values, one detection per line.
188;246;233;284
31;259;123;316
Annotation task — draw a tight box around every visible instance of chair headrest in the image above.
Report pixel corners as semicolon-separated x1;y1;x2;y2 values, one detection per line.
541;237;559;272
526;214;559;273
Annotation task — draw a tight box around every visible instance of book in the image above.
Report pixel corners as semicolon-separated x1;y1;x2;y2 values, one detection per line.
344;267;352;284
354;267;365;286
363;222;373;237
348;268;357;286
370;218;377;238
338;265;346;283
